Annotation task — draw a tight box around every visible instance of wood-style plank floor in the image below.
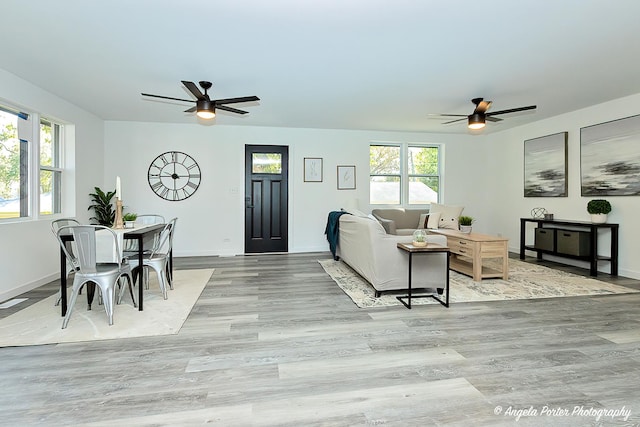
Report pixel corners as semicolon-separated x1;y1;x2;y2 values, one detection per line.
1;252;640;426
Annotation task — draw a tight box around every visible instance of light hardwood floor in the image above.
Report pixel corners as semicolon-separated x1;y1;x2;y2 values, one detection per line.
1;252;640;426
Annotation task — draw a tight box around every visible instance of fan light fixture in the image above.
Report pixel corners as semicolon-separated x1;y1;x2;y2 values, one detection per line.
196;99;215;119
468;113;486;130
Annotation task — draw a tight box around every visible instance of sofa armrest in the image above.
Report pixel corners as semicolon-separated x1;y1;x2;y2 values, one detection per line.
378;218;396;234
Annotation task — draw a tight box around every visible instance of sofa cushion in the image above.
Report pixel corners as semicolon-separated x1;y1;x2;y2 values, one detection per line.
429;203;463;230
372;208;430;234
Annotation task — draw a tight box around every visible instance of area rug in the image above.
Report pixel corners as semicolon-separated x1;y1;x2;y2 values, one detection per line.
0;268;213;347
318;259;638;308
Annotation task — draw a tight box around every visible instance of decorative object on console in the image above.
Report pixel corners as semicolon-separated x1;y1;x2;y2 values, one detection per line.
148;151;201;201
530;207;547;219
581;114;640;196
412;229;428;247
429;202;464;230
458;215;474;233
524;132;568;197
304;157;323;182
587;199;612;223
544;213;554;220
88;187;116;226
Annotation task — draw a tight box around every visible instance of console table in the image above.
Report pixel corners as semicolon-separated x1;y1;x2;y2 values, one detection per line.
519;218;618;277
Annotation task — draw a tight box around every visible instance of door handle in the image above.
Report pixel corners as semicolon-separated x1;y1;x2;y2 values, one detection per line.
245;197;254;209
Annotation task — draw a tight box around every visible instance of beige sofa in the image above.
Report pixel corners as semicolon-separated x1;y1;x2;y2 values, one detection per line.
371;208;429;235
337;214;448;295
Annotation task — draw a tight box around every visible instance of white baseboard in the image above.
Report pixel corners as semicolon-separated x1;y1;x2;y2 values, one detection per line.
0;273;58;303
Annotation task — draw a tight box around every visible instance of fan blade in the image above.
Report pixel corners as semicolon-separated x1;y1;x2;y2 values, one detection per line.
428;113;467;118
474;100;492;114
216;105;249;114
486;116;502;122
487;105;536;116
141;93;195;103
214;96;260;105
184;106;196;113
181;81;205;100
442;117;467;125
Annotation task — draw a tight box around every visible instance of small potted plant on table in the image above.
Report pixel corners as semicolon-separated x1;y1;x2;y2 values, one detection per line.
587;199;611;223
123;212;138;228
459;215;474;233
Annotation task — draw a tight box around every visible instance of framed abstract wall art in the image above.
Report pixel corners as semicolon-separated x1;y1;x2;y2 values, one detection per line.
337;165;356;190
581;114;640;196
524;132;568;197
304;157;323;182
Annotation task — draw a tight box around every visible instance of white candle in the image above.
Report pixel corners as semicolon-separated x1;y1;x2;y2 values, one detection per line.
116;176;121;200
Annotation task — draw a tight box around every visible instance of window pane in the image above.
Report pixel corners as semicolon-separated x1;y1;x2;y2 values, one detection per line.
40;119;59;167
252;153;282;174
370;176;400;204
408;177;439;204
0;111;22;219
408;146;438;175
370;145;400;174
39;169;61;215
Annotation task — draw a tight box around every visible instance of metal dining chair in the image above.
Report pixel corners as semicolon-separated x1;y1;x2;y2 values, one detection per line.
121;218;176;301
56;225;135;329
123;214;166;257
50;218;81;306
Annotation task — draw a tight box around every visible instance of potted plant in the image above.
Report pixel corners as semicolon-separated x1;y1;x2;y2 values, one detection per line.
587;199;611;223
88;187;116;226
123;212;138;228
459;215;474;233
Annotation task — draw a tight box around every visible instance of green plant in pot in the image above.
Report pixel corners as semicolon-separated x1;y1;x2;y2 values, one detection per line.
123;212;138;228
587;199;611;224
459;215;474;233
88;187;116;226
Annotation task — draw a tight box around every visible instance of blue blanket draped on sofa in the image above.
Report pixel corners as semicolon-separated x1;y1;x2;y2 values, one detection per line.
325;210;349;260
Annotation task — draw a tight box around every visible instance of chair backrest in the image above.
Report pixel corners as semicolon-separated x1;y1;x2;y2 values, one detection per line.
57;225;121;274
51;218;81;235
150;218;177;257
136;214;165;225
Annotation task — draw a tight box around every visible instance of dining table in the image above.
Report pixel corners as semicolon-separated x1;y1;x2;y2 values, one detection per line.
58;223;170;316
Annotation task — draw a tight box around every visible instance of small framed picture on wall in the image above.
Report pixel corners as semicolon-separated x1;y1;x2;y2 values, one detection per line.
304;157;323;182
337;165;356;190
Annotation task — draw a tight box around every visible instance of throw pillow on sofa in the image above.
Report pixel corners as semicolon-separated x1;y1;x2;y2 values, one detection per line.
417;212;441;229
429;202;463;230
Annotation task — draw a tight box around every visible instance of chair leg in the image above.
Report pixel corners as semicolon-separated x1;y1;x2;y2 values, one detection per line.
102;286;116;326
62;284;82;329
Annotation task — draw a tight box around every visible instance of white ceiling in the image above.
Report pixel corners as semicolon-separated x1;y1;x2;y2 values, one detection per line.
2;0;640;134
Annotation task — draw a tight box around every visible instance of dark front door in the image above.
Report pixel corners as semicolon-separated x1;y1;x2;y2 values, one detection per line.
244;145;289;253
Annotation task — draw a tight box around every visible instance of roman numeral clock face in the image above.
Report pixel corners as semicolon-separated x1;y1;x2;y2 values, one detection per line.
148;151;201;201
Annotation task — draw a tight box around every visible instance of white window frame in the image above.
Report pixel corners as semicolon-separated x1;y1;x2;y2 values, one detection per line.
0;102;66;222
369;142;442;207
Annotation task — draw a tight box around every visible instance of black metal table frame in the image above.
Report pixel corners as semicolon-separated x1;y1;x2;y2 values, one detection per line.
58;224;167;316
396;246;450;309
519;218;619;277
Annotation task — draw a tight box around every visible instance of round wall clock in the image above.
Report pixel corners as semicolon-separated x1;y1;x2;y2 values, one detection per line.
147;151;201;201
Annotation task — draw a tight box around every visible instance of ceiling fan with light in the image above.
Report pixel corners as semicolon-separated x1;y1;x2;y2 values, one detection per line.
431;98;536;130
141;80;259;119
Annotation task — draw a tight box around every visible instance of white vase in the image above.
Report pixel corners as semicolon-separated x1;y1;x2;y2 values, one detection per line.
590;214;607;224
459;225;472;233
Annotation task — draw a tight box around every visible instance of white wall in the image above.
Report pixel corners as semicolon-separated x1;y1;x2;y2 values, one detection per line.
104;122;481;257
0;69;105;301
486;93;640;279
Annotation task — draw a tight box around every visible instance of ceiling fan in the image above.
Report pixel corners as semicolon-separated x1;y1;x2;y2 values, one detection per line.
432;98;536;130
141;80;259;119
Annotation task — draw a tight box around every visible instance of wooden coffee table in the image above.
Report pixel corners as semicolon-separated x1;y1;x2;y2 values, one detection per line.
430;229;509;282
